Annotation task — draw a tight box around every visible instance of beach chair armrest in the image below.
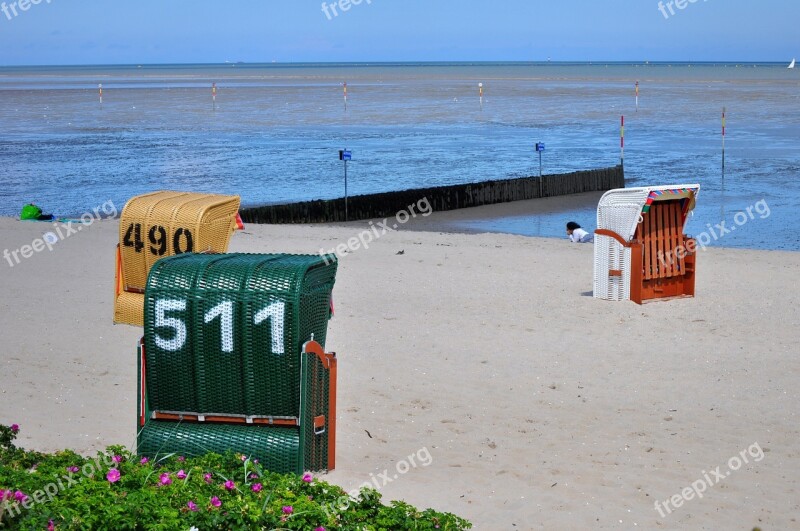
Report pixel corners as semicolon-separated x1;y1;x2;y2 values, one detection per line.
595;229;632;248
300;340;338;470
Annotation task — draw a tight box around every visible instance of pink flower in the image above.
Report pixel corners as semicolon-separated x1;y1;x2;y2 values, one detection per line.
112;455;122;463
176;470;187;480
203;473;213;484
315;527;326;531
302;473;313;483
224;480;235;491
140;457;149;465
106;469;121;483
253;459;259;464
210;496;221;508
66;466;79;473
282;505;293;515
14;491;27;503
0;490;8;501
187;500;198;512
177;456;185;462
159;473;172;486
10;424;19;433
240;455;247;462
251;483;262;493
48;519;55;531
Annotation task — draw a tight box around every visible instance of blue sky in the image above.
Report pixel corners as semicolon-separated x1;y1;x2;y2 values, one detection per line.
0;0;796;65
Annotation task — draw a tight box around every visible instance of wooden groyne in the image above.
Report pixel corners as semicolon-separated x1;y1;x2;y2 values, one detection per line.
240;165;624;224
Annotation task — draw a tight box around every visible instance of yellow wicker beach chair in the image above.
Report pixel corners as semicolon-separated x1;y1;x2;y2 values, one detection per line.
114;191;242;326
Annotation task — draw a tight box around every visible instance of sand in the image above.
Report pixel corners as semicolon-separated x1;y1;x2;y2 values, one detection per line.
1;199;799;530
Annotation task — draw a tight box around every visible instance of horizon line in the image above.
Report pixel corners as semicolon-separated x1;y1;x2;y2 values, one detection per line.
0;59;795;69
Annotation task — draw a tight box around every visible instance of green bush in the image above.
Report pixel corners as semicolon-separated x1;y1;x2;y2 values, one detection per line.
0;424;470;530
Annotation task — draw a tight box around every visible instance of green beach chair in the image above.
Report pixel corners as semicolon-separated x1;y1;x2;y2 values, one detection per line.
136;253;338;473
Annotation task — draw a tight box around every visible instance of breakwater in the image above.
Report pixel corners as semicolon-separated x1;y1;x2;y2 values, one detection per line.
240;165;624;224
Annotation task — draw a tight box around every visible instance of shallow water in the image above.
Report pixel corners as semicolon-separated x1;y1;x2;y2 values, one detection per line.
0;62;798;250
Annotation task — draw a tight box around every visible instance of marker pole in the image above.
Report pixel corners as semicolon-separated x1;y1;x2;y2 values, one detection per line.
635;81;639;112
479;82;484;111
539;149;543;179
99;84;103;105
343;80;348;186
722;107;726;178
539;148;544;197
620;115;625;168
342;82;349;221
212;83;217;111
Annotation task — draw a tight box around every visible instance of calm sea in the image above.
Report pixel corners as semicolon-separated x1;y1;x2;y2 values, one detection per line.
1;62;798;250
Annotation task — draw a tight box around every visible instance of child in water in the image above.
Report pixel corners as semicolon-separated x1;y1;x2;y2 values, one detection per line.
566;221;593;243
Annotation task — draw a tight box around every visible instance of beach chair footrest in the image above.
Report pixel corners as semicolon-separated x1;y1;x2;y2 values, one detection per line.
137;420;301;473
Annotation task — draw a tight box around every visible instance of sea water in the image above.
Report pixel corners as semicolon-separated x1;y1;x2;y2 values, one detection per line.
0;62;797;250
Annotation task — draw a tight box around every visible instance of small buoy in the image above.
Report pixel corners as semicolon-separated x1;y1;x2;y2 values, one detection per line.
43;232;58;245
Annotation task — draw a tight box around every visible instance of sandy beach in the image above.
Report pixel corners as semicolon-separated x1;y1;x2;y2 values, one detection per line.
1;197;798;530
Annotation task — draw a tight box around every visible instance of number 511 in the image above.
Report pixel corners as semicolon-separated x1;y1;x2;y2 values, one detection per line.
153;299;286;354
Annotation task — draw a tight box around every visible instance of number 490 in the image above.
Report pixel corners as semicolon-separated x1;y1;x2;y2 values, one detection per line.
124;223;194;255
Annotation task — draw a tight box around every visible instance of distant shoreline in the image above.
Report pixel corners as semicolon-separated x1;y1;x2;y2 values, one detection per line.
1;60;794;69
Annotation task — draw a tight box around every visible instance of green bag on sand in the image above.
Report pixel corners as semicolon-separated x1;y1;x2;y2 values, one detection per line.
20;204;42;220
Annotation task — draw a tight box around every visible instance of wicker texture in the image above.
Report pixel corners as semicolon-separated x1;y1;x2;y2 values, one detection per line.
594;185;699;301
137;420;300;472
594;187;649;301
114;191;241;326
137;253;338;473
302;351;331;472
115;291;145;326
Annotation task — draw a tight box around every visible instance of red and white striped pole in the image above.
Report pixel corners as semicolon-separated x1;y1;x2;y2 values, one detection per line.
635;81;639;112
212;82;217;111
620;115;625;167
479;82;484;111
343;82;348;112
99;84;103;105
